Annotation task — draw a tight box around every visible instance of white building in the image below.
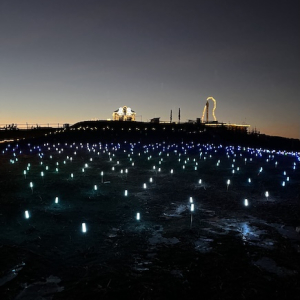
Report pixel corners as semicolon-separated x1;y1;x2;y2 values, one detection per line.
112;106;136;121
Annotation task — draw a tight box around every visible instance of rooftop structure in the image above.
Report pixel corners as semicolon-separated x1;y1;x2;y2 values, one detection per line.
112;106;136;121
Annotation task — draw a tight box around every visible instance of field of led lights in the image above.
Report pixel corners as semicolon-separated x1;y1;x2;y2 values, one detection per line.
1;132;300;299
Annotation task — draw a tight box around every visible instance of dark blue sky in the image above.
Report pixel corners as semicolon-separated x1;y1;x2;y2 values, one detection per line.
1;0;299;138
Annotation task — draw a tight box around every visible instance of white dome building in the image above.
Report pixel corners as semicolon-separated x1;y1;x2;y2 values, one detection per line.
112;106;136;121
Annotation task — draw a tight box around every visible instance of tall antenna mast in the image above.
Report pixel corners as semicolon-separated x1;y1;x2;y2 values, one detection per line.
206;101;209;123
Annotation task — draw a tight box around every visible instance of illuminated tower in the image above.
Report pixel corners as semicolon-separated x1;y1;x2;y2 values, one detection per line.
202;97;217;123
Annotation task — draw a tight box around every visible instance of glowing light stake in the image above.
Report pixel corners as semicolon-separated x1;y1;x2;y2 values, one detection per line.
199;179;202;184
136;213;140;221
71;173;74;179
101;171;104;183
94;185;98;191
143;183;147;189
191;203;194;211
244;199;249;207
149;177;153;183
170;169;173;175
265;191;269;200
286;177;289;182
23;170;26;179
282;181;285;187
190;203;195;229
248;178;251;183
189;197;193;203
124;190;128;196
82;168;85;173
55;197;59;204
258;167;263;175
82;223;87;233
226;179;230;191
30;182;33;194
25;210;30;219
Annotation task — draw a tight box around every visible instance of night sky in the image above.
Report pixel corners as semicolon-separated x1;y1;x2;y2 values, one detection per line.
1;0;299;139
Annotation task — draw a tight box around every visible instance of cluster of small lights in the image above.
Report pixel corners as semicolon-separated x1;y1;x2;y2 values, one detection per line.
1;137;299;243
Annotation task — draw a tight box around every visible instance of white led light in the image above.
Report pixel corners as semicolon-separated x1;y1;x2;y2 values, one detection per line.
82;223;87;233
191;204;194;212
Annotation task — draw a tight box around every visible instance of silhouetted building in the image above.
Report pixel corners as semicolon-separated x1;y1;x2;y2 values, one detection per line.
150;117;160;123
